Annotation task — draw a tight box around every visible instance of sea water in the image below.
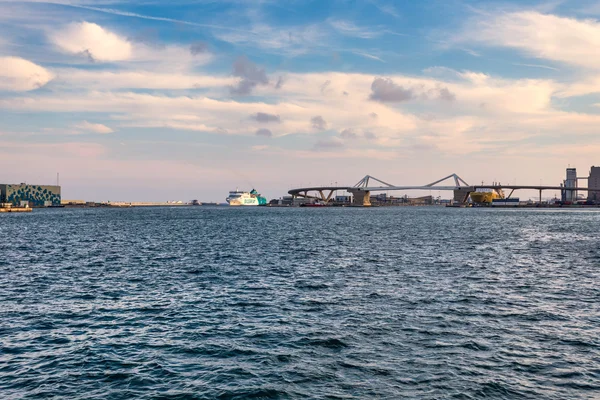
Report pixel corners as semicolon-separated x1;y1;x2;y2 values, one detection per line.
1;207;599;399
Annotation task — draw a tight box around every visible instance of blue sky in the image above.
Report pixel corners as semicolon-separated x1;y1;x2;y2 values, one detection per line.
1;0;600;201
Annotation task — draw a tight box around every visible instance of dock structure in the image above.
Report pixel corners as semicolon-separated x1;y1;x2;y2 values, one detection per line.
288;174;592;206
0;203;32;213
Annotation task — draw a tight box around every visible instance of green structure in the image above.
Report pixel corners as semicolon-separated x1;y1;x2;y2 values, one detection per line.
0;184;61;207
249;189;268;205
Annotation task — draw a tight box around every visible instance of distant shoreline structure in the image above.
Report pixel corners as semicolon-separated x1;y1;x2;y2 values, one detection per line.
60;200;226;208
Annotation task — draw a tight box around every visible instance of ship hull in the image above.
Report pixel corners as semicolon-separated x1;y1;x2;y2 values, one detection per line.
227;198;260;206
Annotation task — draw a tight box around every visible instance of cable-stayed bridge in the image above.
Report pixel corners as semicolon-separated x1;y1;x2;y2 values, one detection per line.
288;174;589;206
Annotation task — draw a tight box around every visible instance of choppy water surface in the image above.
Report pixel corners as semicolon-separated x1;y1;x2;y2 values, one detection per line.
1;207;600;399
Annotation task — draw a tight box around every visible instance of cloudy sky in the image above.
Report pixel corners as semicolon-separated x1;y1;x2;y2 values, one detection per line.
1;0;600;201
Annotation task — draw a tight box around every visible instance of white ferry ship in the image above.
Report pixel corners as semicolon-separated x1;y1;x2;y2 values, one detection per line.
226;189;267;206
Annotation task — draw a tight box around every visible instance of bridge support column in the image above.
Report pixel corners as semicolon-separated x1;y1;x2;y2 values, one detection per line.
454;187;474;204
349;190;371;206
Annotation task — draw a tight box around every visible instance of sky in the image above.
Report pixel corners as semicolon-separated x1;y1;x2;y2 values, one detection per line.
1;0;600;202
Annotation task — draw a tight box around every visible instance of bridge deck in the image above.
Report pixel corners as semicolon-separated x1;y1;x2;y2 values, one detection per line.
289;185;590;195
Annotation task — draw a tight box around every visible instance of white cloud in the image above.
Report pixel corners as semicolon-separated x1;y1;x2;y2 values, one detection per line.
54;69;235;90
49;21;213;68
458;11;600;69
0;141;107;158
455;71;555;114
556;75;600;97
512;63;559;71
74;120;114;134
215;23;325;56
0;68;597;157
367;0;400;18
132;43;213;69
251;145;270;151
0;56;54;91
328;19;381;39
314;137;344;151
47;2;249;33
51;22;132;62
352;51;385;62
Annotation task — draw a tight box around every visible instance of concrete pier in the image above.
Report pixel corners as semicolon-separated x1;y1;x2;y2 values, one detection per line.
0;206;32;213
349;189;371;206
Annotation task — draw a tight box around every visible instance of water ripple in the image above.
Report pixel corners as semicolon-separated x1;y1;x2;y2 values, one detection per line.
1;207;600;399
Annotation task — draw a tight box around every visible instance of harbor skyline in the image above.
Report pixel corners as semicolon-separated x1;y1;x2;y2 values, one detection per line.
2;1;600;201
3;164;600;206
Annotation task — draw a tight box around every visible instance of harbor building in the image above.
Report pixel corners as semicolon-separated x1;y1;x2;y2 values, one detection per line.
562;168;578;202
0;183;61;207
335;195;352;204
588;166;600;202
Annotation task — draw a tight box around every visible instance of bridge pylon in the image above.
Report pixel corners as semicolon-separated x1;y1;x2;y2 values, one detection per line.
354;175;395;189
425;173;470;188
350;175;393;206
423;173;473;203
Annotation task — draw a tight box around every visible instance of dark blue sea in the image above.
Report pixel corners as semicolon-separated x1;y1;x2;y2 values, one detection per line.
1;207;599;399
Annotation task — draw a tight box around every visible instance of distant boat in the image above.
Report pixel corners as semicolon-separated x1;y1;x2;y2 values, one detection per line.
300;201;327;207
226;189;267;206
